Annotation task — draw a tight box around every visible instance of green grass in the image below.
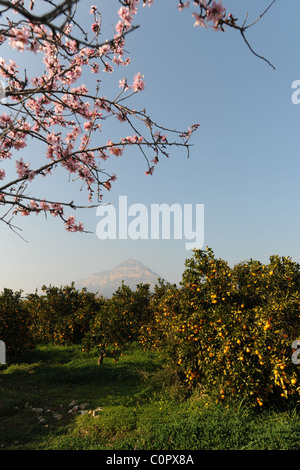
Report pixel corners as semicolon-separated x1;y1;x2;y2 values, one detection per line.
1;342;300;450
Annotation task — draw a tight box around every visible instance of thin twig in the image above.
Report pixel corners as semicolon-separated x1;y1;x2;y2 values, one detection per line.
240;30;275;70
244;0;277;30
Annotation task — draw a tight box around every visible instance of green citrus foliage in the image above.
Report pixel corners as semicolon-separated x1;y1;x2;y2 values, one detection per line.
140;248;300;407
26;283;101;345
0;288;33;357
83;282;151;361
2;248;300;407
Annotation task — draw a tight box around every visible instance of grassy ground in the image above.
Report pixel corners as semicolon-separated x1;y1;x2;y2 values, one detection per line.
1;342;300;450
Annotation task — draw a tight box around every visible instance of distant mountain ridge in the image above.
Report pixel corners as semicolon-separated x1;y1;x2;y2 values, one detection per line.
74;259;163;298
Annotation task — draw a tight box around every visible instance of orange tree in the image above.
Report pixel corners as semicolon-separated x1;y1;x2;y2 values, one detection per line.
83;282;152;363
0;288;33;359
26;283;101;345
139;279;181;357
140;248;300;407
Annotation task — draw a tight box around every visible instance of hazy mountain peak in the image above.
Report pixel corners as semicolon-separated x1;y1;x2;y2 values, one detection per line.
74;259;163;298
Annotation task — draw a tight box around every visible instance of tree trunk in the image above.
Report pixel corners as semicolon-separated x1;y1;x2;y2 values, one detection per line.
97;350;105;366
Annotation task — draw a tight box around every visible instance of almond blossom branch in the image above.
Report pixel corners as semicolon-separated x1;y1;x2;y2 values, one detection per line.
0;0;274;233
178;0;277;69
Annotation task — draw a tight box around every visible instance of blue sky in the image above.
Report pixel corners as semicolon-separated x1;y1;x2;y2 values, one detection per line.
1;0;300;294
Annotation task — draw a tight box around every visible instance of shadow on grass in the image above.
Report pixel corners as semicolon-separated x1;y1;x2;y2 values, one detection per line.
2;351;161;387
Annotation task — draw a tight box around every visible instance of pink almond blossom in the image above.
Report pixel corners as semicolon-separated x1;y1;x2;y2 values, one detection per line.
132;72;145;93
206;1;226;24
